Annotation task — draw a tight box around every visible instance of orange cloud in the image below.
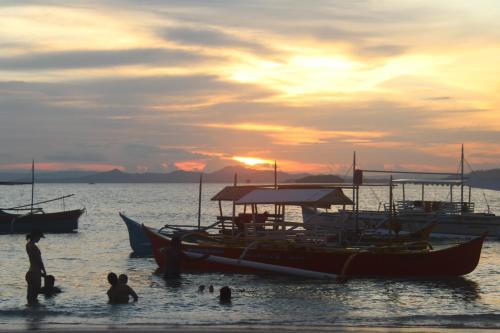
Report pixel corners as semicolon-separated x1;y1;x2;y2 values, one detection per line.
201;123;387;145
0;162;125;172
174;160;206;171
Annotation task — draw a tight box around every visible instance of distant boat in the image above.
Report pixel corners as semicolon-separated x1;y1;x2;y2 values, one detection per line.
0;208;84;234
0;161;84;234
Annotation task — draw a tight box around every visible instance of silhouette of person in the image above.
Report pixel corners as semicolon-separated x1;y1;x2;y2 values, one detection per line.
162;235;209;279
39;275;61;297
107;272;124;304
25;230;46;305
118;274;138;302
219;286;231;303
208;285;214;292
198;285;205;292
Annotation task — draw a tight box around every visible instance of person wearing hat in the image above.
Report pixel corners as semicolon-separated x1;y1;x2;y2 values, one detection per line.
25;230;46;305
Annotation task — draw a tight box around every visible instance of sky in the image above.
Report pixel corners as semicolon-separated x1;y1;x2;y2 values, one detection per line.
0;1;499;174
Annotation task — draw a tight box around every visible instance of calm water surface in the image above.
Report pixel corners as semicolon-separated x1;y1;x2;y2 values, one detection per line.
0;183;499;330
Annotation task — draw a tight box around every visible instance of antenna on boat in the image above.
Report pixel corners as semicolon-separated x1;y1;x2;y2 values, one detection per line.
31;160;35;214
197;172;203;230
274;160;277;189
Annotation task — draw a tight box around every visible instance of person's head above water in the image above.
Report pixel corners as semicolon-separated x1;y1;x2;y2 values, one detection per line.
44;275;55;288
118;274;128;284
219;286;232;303
107;272;118;286
26;229;45;242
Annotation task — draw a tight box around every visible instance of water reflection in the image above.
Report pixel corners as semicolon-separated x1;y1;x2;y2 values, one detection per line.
401;277;480;303
24;306;47;330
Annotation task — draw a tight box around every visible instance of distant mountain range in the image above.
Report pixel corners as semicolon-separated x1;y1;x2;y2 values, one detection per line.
0;165;313;184
1;166;499;190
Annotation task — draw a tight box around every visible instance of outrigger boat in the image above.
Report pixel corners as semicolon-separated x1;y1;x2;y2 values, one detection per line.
143;225;486;278
126;183;435;255
0;162;84;234
304;146;500;239
142;186;480;278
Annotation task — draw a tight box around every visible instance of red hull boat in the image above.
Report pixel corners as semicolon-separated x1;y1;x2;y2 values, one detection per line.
143;225;485;278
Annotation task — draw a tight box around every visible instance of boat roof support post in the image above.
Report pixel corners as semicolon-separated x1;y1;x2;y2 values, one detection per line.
389;175;393;217
421;184;425;201
450;185;453;208
402;184;406;203
232;173;237;234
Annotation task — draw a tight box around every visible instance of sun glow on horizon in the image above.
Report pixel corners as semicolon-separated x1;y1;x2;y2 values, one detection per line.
233;156;274;167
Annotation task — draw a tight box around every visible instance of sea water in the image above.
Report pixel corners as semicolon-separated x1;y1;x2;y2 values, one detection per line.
0;183;498;330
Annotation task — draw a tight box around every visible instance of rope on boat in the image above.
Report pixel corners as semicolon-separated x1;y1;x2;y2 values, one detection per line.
337;250;367;282
2;194;74;210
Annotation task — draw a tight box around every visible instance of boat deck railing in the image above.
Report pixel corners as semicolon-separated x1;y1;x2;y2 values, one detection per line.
385;200;475;215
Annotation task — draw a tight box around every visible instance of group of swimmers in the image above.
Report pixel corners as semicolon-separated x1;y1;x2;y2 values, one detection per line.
106;272;138;304
25;230;232;306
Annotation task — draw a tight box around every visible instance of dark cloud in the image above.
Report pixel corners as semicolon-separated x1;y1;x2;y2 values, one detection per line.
0;48;217;71
125;144;211;160
44;152;106;162
163;27;273;54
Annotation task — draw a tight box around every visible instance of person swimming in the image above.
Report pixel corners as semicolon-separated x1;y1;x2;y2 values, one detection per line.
25;230;46;306
118;274;138;302
39;275;61;297
219;286;232;304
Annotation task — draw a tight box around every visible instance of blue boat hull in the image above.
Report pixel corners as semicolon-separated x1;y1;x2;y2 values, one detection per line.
119;213;154;256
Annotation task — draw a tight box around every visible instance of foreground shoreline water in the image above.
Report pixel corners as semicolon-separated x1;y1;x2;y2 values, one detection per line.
1;184;498;329
1;326;500;333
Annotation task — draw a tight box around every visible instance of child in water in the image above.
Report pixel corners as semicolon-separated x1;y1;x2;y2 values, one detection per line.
118;274;138;302
39;275;61;297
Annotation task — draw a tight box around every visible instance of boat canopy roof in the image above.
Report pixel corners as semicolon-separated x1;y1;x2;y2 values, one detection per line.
393;179;466;186
211;186;266;202
235;188;353;208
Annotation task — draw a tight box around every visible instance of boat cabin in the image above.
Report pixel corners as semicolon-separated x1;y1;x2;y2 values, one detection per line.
211;186;353;237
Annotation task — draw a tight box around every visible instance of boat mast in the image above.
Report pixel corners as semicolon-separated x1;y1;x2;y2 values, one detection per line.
197;172;203;230
353;152;358;231
274;161;278;221
31;160;35;214
352;151;356;211
460;144;464;211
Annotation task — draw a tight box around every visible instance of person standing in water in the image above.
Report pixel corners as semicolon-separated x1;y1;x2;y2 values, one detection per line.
162;235;209;279
25;230;46;305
